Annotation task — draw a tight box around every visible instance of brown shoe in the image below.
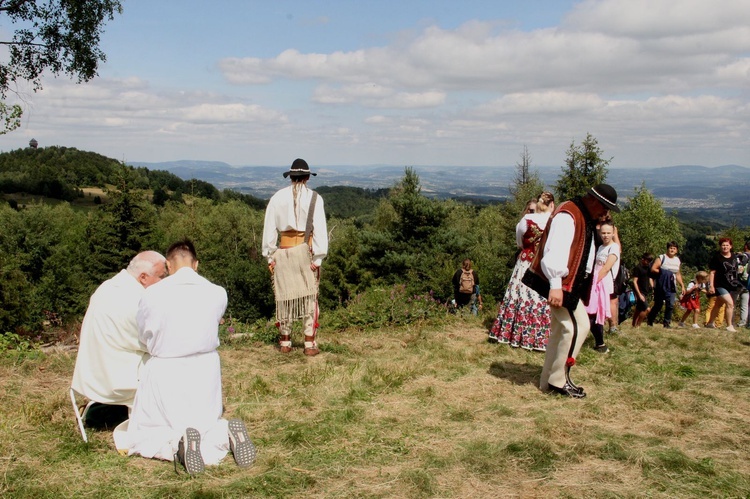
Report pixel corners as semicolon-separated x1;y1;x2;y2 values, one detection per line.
303;335;319;356
279;334;292;353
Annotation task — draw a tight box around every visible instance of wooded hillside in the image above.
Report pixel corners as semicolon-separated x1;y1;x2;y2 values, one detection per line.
0;147;746;338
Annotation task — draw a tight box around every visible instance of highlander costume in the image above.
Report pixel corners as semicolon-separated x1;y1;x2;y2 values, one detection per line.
262;159;328;355
523;184;619;398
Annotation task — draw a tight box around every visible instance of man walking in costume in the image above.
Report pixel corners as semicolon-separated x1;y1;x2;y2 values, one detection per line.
523;184;619;398
263;158;328;356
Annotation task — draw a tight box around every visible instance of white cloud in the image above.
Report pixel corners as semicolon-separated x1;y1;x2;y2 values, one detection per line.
181;103;286;124
7;1;749;168
218;1;749;98
565;0;750;37
312;83;445;108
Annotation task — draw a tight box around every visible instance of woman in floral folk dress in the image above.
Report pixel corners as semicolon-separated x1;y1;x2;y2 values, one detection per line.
489;192;554;351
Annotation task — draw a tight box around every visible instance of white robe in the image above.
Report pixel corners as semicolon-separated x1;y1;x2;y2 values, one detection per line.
71;270;145;407
114;267;230;464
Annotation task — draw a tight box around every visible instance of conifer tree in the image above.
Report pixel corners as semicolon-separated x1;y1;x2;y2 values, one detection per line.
555;133;611;202
509;145;546;215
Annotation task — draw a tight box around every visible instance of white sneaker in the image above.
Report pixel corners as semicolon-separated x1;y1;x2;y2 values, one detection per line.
727;325;737;332
692;323;700;329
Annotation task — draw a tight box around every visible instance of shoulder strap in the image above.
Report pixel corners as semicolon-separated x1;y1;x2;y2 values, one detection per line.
304;191;318;244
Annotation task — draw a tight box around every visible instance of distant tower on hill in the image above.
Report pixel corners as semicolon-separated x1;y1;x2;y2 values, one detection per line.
29;138;38;149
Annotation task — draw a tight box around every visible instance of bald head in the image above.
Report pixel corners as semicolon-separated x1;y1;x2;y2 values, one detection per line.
127;250;168;288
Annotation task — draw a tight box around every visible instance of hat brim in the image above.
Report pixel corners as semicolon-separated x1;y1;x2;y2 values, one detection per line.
283;171;317;178
590;191;620;212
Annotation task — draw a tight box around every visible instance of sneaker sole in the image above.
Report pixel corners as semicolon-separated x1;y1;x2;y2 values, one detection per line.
183;427;205;475
228;419;257;468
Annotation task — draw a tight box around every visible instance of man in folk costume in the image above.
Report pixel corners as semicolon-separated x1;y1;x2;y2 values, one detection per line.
115;240;256;474
71;251;168;427
523;184;619;398
263;158;328;356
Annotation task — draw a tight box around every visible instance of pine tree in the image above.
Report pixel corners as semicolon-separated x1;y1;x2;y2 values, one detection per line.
508;145;546;215
555;133;611;202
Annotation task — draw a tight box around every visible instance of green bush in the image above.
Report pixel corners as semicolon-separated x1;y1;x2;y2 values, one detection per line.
323;284;450;331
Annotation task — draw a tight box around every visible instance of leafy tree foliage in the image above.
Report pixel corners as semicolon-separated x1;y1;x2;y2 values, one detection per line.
315;186;388;224
0;150;746;338
355;168;469;301
0;202;92;333
0;0;122;133
613;184;684;268
555;133;611;202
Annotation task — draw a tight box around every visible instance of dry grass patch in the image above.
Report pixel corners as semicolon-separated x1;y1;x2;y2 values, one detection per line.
1;320;749;497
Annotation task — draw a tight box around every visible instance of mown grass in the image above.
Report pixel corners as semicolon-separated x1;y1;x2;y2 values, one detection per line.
1;318;749;498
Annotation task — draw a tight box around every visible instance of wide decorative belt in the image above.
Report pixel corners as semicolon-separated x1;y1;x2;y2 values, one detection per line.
280;230;311;248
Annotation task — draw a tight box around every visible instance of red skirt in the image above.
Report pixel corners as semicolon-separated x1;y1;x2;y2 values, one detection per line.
680;293;700;311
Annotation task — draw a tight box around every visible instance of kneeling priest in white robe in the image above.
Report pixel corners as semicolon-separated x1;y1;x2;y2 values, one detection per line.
114;240;255;473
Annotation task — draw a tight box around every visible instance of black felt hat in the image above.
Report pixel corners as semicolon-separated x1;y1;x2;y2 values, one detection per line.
588;184;620;212
283;158;317;178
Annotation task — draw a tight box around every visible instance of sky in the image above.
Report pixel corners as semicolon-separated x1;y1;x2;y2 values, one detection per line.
2;0;749;168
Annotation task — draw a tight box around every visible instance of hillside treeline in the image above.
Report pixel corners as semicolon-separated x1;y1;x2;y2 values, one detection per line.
0;146;266;209
0;148;745;337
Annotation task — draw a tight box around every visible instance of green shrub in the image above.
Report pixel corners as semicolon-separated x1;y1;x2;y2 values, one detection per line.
323;284;450;331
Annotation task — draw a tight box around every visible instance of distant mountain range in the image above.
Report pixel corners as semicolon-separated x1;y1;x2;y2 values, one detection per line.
129;160;750;225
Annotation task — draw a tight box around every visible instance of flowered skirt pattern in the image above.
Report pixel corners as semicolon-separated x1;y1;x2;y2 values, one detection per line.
489;258;550;351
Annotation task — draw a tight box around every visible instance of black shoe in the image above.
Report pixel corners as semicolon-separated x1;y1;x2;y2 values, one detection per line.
548;382;587;398
228;419;257;468
593;344;609;354
174;427;205;475
567;381;585;394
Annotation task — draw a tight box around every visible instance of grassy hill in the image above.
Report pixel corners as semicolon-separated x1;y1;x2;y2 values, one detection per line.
2;317;748;497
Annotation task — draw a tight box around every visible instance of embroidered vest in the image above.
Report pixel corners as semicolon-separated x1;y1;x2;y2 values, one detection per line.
522;199;595;310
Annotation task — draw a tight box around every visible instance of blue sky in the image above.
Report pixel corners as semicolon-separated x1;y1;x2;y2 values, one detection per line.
3;0;749;168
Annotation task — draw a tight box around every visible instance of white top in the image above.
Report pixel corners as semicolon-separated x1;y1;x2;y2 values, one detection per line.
137;267;227;358
597;242;621;279
71;269;146;407
262;184;329;266
540;212;596;290
660;254;681;274
515;212;551;249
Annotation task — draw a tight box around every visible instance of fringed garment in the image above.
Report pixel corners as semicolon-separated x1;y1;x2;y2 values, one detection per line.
273;243;318;322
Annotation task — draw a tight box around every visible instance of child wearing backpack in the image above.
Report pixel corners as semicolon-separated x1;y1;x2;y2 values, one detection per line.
452;259;482;314
678;271;708;328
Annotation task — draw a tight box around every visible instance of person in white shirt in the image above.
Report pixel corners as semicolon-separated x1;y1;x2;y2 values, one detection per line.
585;222;620;353
71;251;167;427
523;184;620;398
489;192;554;351
115;240;255;474
262;159;328;356
646;242;685;328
